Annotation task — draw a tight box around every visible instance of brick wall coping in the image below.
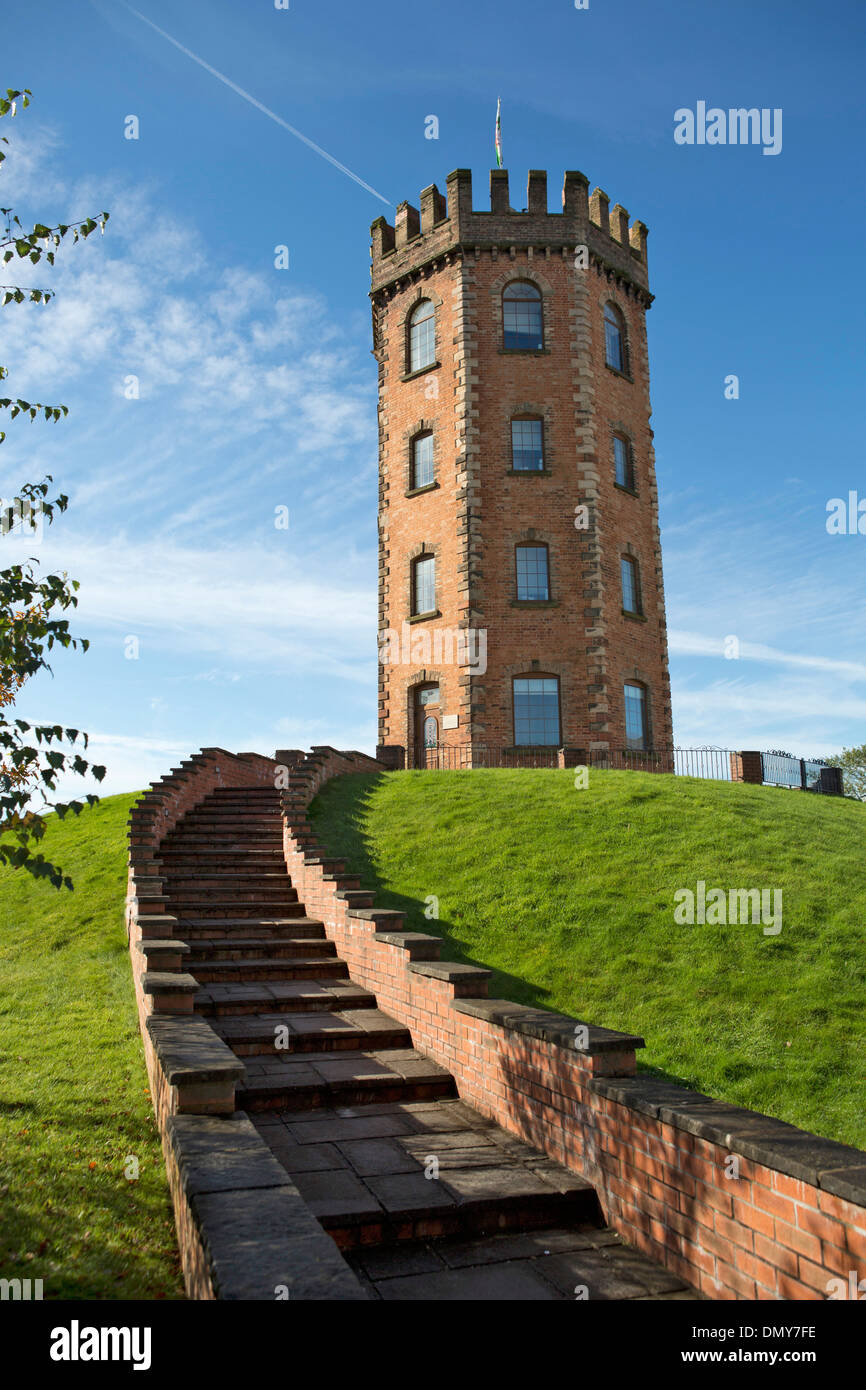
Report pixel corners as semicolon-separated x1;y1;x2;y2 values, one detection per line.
591;1077;866;1205
165;1113;366;1301
453;997;646;1055
147;1015;246;1090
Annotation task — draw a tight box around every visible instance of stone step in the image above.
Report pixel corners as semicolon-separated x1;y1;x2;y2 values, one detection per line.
159;856;284;867
168;900;309;919
176;918;326;941
162;839;285;852
157;845;286;856
174;825;281;837
213;1007;411;1056
164;873;293;890
159;844;284;854
251;1099;601;1247
195;980;377;1017
186;937;338;962
197;800;280;809
189;956;350;984
237;1048;456;1113
346;1225;697;1301
169;883;298;899
205;790;281;798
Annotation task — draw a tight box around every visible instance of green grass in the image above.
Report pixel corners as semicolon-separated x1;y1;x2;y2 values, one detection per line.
0;793;184;1300
310;769;866;1150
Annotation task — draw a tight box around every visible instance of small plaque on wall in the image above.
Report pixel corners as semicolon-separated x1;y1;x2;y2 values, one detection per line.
442;714;459;730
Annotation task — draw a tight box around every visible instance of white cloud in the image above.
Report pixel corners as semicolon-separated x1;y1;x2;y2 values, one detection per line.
35;531;376;683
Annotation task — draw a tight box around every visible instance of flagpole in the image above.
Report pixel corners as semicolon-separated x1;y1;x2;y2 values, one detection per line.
495;97;503;168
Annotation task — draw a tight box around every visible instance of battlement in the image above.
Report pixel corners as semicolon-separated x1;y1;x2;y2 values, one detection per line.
370;168;650;295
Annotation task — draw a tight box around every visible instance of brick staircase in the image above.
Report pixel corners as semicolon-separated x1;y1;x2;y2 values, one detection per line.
152;783;696;1298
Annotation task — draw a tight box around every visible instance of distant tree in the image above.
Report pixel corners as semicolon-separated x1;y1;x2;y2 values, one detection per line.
833;746;866;801
0;88;109;889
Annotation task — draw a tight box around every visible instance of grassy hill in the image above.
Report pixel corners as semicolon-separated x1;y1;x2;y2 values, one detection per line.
0;792;183;1299
2;769;862;1301
309;769;866;1150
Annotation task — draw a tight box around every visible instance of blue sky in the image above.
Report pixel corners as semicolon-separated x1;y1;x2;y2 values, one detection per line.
3;0;865;795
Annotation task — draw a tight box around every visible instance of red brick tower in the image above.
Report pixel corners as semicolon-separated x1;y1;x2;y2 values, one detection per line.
371;168;672;767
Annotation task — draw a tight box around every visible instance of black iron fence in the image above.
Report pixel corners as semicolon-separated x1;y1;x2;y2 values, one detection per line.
396;743;843;793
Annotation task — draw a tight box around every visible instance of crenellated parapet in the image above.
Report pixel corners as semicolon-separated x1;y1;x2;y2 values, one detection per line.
370;167;651;302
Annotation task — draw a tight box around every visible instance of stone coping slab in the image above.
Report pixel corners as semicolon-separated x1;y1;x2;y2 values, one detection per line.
147;1015;246;1087
136;938;191;956
142;970;199;995
167;1112;366;1300
375;931;442;958
453;998;645;1055
591;1076;866;1200
349;908;406;926
408;961;492;983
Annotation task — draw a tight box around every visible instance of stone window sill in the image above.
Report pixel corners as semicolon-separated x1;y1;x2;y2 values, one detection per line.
406;482;439;498
622;608;647;623
407;609;441;625
614;482;639;498
508;467;551;476
499;347;550;356
511;599;558;608
605;363;634;384
401;361;441;383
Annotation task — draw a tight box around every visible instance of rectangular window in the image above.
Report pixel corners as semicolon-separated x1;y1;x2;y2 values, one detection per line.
412;433;434;489
516;546;550;601
412;555;435;615
624;683;648;750
621;556;640;613
511;418;544;471
514;677;560;746
614;435;634;490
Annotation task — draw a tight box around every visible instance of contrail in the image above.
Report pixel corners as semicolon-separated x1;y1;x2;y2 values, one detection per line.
124;5;391;205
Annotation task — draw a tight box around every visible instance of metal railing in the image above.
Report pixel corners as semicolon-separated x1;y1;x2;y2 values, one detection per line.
407;743;560;770
401;744;840;792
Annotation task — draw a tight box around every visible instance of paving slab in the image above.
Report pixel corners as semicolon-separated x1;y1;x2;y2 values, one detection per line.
374;1262;562;1301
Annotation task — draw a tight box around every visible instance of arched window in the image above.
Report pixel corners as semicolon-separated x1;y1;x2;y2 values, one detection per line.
624;682;649;750
621;555;641;614
613;434;635;491
604;302;627;373
411;554;436;616
411;432;434;489
503;281;543;351
511;416;545;471
516;543;550;601
408;300;435;372
513;676;561;746
413;683;440;765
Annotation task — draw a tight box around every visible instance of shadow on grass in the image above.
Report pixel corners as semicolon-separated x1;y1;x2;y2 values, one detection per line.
308;772;700;1093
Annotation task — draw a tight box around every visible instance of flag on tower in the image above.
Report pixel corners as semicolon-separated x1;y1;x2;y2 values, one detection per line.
495;98;503;168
